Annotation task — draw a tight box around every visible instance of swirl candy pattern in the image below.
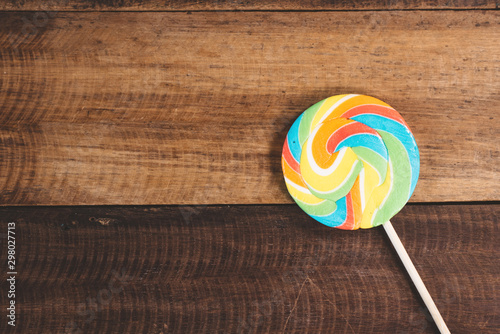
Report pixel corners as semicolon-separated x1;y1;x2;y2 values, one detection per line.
282;94;419;229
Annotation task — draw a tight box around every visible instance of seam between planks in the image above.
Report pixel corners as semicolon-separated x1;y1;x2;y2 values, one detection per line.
0;8;499;13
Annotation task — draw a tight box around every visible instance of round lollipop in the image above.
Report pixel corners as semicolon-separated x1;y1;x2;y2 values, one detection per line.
282;94;449;333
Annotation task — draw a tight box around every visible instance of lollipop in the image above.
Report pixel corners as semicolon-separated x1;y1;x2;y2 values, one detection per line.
282;94;449;333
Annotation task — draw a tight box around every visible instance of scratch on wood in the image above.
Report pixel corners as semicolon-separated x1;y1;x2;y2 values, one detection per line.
282;277;308;333
308;277;356;334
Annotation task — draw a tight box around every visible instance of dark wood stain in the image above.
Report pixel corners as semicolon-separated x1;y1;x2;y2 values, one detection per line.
0;204;498;333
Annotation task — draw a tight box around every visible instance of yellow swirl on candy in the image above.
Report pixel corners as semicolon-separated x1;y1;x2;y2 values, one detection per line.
282;94;419;229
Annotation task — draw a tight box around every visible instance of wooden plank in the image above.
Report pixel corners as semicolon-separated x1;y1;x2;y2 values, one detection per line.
0;11;499;205
0;203;497;333
0;0;497;11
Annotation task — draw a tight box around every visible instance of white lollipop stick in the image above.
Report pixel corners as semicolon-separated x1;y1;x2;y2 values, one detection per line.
383;221;450;334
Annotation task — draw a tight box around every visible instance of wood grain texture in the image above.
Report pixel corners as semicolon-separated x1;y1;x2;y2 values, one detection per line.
0;11;499;205
0;0;498;11
0;203;497;333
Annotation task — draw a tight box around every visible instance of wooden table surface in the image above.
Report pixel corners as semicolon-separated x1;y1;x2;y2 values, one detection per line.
0;1;499;333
